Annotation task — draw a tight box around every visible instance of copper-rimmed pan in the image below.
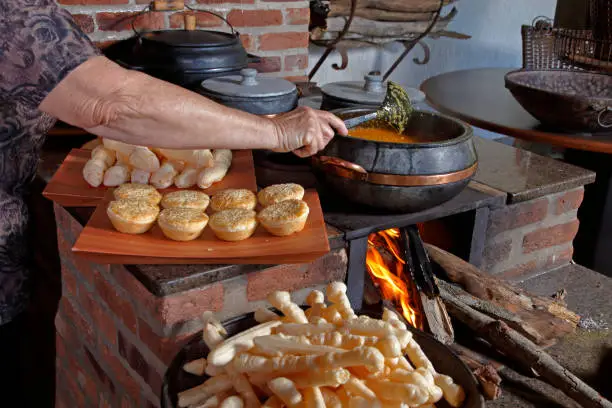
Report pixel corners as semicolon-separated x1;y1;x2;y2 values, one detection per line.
311;108;478;213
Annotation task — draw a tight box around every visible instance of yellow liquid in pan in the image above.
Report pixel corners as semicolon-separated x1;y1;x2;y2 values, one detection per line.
348;127;418;144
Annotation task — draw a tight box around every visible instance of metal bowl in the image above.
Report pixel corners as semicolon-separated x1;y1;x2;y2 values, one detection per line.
504;69;612;133
161;310;485;408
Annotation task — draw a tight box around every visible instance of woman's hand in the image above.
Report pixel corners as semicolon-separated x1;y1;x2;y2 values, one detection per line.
271;107;348;157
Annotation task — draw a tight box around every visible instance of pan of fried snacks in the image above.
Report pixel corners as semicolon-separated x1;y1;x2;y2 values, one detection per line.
161;283;484;408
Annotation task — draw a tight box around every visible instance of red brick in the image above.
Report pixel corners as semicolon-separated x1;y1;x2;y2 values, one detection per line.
60;0;127;4
56;332;67;360
60;297;96;347
95;272;138;333
55;204;83;244
81;292;118;345
169;11;224;29
63;360;87;407
249;56;281;73
74;359;98;404
118;331;163;397
97;12;165;32
227;10;282;27
161;282;223;327
482;239;512;269
284;75;309;82
122;394;138;408
57;232;74;258
138;317;192;365
143;397;159;408
259;32;309;51
284;54;308;71
285;8;309;25
247;250;347;301
99;392;113;408
240;34;256;53
111;265;158;321
522;220;580;254
198;0;255;4
545;246;574;268
72;14;95;34
554;188;584;215
61;262;78;298
99;341;142;402
487;198;549;238
84;347;117;394
72;254;103;286
55;313;78;349
497;260;539;281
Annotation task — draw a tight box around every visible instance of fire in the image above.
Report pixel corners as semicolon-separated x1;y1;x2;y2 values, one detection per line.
366;228;423;329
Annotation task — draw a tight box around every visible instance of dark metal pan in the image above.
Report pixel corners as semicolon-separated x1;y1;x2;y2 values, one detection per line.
160;309;485;408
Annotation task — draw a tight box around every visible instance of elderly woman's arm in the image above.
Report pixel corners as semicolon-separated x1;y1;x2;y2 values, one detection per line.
40;55;346;156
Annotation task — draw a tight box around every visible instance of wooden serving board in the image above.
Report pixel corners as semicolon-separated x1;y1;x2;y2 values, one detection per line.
72;190;330;264
43;149;257;207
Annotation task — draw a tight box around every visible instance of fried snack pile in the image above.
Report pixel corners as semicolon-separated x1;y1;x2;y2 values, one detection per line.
82;138;232;190
178;283;466;408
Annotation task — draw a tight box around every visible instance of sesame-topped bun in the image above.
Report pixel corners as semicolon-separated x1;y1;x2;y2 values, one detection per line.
161;190;210;211
210;189;257;212
257;183;305;207
209;209;258;241
107;199;160;234
158;208;209;241
257;199;309;237
113;183;162;206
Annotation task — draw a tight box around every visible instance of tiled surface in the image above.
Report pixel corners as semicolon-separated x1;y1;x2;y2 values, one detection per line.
473;137;595;204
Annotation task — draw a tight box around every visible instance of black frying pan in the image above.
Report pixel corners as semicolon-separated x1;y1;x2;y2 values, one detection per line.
160;309;485;408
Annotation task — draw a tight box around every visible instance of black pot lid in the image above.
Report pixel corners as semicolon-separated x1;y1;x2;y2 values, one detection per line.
200;68;296;98
140;30;238;48
321;74;425;105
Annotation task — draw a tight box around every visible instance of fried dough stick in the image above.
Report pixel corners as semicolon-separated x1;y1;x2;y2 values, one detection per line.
234;347;385;376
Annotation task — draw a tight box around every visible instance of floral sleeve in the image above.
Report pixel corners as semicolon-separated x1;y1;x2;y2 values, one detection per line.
0;0;100;325
0;0;101;110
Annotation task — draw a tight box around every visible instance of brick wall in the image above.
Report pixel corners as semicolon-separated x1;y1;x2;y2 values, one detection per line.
481;187;584;281
60;0;310;79
53;203;346;408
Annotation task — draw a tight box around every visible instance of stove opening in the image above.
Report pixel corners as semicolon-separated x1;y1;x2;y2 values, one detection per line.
366;227;425;330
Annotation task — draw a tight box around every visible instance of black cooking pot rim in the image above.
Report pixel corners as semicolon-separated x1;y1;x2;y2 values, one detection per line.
332;107;473;148
140;30;240;48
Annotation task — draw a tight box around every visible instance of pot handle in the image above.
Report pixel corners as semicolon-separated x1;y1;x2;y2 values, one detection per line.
312;156;369;181
131;3;237;36
597;106;612;129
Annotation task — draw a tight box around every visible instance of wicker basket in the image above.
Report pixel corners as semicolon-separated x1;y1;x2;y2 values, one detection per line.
521;19;612;72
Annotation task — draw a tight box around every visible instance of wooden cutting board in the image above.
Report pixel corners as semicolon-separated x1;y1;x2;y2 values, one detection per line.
72;190;330;264
43;149;257;207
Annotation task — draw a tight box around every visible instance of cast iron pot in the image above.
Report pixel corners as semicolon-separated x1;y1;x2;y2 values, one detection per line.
103;12;260;90
312;108;478;213
160;309;485;408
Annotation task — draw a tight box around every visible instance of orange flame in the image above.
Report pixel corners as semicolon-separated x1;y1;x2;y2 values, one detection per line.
366;228;422;329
